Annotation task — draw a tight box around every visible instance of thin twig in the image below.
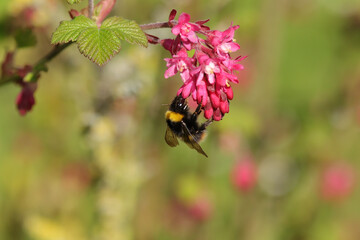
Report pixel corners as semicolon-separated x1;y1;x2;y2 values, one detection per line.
35;43;72;68
140;20;177;31
0;75;21;86
0;43;72;86
88;0;94;19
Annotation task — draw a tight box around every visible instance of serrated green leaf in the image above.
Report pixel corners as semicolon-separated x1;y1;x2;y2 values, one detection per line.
15;28;37;48
103;16;148;47
77;27;122;65
67;0;83;4
51;15;148;66
51;16;95;44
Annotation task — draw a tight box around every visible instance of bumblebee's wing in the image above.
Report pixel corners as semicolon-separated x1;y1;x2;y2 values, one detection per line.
180;121;208;158
165;126;179;147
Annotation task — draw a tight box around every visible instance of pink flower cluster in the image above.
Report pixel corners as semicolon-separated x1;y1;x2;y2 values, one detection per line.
163;10;245;121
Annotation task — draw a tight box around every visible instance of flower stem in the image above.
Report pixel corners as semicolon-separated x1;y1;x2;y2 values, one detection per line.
35;43;72;69
140;20;177;30
88;0;94;19
0;43;72;86
0;75;22;86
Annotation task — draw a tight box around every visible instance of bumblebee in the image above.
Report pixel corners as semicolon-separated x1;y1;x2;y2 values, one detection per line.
165;95;212;157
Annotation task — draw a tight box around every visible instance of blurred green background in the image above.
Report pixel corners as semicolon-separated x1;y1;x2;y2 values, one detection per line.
1;0;360;239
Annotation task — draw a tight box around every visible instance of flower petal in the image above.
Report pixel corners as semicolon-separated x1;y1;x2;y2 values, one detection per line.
178;13;190;24
164;65;177;78
182;80;195;98
187;31;198;43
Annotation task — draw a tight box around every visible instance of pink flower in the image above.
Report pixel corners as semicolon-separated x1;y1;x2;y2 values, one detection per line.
171;13;200;50
207;25;241;59
164;48;194;82
320;163;355;202
231;158;257;192
16;82;37;116
222;56;246;74
196;53;221;85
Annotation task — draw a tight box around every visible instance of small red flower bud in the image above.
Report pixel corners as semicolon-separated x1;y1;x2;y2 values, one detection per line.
145;33;160;44
169;9;177;22
69;9;80;19
213;109;222;121
219;99;229;114
209;92;220;108
225;86;233;100
204;102;213;119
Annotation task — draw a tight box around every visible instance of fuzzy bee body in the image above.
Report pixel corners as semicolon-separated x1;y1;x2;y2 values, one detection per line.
165;96;212;157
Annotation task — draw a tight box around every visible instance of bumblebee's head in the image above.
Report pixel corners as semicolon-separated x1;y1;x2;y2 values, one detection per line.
169;95;189;114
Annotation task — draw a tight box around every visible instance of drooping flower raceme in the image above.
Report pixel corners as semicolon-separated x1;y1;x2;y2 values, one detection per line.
16;82;37;116
162;10;245;121
1;51;36;116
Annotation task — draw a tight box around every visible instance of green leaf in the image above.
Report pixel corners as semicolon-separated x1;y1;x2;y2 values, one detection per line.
51;16;95;44
77;26;122;66
102;16;148;47
15;28;37;48
67;0;83;4
51;16;147;66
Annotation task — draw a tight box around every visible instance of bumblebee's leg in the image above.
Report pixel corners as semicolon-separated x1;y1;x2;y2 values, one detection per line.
194;103;202;115
199;119;213;131
191;103;202;122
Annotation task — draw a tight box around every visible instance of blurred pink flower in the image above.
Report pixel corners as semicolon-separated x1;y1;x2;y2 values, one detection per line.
186;197;212;221
231;158;257;192
320;162;356;202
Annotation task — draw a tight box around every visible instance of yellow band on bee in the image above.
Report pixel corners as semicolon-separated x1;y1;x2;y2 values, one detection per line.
165;111;184;122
